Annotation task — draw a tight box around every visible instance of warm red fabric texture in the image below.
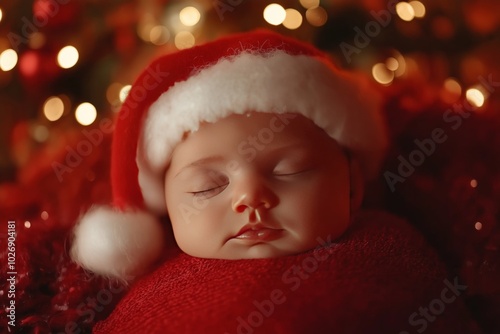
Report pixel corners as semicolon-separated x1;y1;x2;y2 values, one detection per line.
93;211;480;334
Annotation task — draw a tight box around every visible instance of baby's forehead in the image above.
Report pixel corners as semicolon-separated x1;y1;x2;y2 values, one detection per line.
174;111;346;162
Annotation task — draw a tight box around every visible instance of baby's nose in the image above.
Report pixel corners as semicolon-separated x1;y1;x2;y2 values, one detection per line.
231;174;278;213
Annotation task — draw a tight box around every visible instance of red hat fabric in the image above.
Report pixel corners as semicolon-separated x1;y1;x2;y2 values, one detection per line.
70;29;387;281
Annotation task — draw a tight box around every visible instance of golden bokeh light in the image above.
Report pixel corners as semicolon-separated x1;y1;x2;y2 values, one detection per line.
372;63;394;85
444;78;462;95
0;49;18;71
179;6;201;27
305;6;328;27
409;1;426;18
174;31;195;50
465;88;485;108
75;102;97;126
396;2;415;22
299;0;320;9
57;45;79;69
119;85;132;103
283;8;303;30
385;57;399;71
43;96;65;121
150;25;170;45
263;4;286;26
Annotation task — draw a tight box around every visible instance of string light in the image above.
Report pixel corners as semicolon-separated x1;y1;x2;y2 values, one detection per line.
409;1;426;18
305;6;328;27
43;96;65;121
174;31;195;50
179;6;201;27
396;2;415;22
0;49;18;71
263;4;286;26
283;8;303;30
57;45;79;69
75;102;97;126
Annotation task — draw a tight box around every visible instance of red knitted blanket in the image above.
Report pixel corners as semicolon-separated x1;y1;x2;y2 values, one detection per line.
93;211;480;334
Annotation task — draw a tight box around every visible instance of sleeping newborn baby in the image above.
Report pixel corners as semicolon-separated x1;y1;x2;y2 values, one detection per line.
70;29;387;280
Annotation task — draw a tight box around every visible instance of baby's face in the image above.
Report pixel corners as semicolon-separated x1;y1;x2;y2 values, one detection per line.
164;112;351;259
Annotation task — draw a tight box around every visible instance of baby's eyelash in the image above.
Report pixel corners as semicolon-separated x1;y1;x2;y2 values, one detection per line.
189;184;228;197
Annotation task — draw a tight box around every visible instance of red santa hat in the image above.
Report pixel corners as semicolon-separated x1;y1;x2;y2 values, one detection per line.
70;29;388;281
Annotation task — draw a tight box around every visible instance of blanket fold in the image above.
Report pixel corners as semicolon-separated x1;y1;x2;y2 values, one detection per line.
94;211;480;334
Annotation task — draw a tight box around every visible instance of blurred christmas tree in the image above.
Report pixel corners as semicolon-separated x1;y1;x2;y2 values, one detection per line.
0;0;498;183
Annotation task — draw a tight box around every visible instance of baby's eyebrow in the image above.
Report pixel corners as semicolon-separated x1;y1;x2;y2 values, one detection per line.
174;155;225;178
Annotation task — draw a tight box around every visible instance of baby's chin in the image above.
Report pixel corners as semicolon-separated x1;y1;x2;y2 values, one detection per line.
186;242;315;260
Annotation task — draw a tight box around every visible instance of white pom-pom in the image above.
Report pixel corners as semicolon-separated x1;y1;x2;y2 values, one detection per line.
70;206;165;281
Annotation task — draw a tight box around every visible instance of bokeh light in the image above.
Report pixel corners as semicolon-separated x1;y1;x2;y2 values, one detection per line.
441;77;462;103
0;49;18;71
57;45;79;69
396;2;415;22
470;179;478;188
174;31;195;49
465;88;485;108
263;4;286;26
299;0;319;9
0;8;4;23
119;85;132;103
41;211;49;220
24;221;31;228
43;96;65;121
150;25;170;45
305;6;328;27
75;102;97;126
372;63;394;85
409;1;426;18
475;221;482;231
29;32;46;49
32;124;49;142
385;57;399;71
179;6;201;27
444;78;462;95
283;9;303;30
